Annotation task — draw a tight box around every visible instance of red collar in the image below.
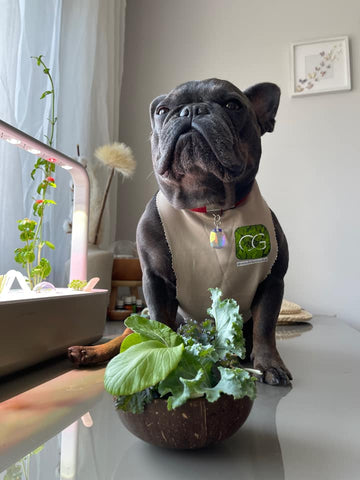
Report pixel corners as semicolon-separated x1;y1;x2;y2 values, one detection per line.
190;194;249;213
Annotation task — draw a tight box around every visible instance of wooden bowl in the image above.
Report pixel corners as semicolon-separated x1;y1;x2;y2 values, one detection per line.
117;394;253;450
112;258;142;281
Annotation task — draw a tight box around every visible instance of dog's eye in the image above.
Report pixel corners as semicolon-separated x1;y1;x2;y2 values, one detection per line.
156;106;169;116
225;100;242;111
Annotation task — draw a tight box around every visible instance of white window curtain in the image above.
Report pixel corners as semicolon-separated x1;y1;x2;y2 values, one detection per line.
0;0;126;286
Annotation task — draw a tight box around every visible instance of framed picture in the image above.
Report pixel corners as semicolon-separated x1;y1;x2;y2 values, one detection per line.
290;36;351;96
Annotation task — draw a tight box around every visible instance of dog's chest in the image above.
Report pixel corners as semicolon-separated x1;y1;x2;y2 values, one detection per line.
156;182;278;322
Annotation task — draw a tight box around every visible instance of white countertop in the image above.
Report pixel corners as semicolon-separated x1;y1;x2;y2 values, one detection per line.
0;316;359;479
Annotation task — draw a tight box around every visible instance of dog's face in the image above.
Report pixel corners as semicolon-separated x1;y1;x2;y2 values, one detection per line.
150;78;280;209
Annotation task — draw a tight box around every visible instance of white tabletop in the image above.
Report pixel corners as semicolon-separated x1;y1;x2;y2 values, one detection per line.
0;316;359;479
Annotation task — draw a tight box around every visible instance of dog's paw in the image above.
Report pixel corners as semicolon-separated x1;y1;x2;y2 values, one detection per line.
67;346;102;366
251;350;292;386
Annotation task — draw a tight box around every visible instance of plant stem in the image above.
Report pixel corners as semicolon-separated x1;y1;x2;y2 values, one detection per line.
34;57;55;285
26;238;33;290
37;57;56;148
93;168;115;246
36;58;54;276
37;217;43;265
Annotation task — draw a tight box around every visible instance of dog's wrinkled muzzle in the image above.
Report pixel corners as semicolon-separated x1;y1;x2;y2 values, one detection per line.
155;103;237;177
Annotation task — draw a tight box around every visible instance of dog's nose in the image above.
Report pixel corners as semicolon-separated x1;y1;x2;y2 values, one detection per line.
179;104;209;118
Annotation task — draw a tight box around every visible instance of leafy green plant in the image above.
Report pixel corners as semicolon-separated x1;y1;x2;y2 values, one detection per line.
104;288;257;413
68;279;88;291
14;55;57;289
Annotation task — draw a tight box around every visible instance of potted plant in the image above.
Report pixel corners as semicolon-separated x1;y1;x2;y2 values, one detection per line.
104;288;258;449
0;56;108;377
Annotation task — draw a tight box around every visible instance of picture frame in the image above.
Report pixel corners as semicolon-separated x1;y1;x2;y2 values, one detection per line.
290;36;351;96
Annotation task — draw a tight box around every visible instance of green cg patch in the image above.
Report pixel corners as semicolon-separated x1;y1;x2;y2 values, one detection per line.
235;224;271;260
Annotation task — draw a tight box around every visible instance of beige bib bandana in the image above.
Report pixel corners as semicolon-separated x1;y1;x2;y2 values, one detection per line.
156;181;278;323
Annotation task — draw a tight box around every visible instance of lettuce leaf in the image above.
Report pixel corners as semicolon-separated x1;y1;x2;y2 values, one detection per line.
104;339;184;396
125;314;183;347
120;332;145;353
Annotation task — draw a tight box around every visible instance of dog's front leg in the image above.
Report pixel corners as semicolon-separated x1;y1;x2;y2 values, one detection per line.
142;269;179;330
250;275;292;385
250;212;292;386
136;195;179;330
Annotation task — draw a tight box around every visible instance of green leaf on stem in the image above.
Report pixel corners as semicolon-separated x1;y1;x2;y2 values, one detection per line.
37;183;45;195
124;315;183;347
31;258;51;280
20;231;35;242
40;90;52;99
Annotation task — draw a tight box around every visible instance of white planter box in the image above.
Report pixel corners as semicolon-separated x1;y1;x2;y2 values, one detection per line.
0;288;107;377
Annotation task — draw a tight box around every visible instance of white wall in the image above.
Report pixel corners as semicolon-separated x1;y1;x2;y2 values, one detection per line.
117;0;360;329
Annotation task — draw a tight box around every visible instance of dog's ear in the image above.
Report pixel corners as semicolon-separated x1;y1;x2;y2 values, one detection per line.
150;94;167;129
244;83;280;135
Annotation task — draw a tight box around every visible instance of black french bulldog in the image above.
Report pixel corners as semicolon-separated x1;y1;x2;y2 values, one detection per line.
136;78;291;386
69;78;291;386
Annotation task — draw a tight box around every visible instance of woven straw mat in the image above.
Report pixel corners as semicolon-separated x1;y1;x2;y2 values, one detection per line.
277;299;312;325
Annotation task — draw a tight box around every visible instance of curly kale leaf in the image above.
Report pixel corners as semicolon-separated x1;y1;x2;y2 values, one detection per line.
207;288;246;360
114;388;155;414
204;366;257;403
158;347;215;410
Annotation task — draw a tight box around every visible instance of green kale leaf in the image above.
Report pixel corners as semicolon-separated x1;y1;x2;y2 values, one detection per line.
114;388;154;414
207;287;246;360
164;369;208;410
204;366;256;403
158;344;217;410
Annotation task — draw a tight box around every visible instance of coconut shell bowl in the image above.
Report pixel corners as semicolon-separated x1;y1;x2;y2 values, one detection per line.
117;394;253;450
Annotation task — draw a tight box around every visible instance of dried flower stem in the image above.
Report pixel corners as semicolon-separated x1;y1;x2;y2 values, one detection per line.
93;168;115;246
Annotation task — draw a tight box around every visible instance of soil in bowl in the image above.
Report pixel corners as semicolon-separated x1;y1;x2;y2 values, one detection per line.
117;394;253;450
